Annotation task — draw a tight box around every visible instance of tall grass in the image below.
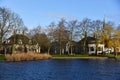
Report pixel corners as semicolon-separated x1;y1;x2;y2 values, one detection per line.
5;52;52;62
5;54;13;62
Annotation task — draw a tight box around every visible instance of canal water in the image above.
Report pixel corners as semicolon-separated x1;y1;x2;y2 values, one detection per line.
0;59;120;80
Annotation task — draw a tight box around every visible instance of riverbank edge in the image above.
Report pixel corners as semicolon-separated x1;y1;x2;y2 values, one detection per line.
0;54;119;61
0;57;118;61
52;57;109;59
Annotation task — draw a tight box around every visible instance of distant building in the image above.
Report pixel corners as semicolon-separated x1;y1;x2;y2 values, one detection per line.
79;36;104;55
87;37;104;55
3;31;40;54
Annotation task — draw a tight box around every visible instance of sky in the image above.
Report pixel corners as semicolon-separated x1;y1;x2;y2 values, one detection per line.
0;0;120;29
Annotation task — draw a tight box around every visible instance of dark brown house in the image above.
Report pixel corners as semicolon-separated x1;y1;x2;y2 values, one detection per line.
3;31;40;54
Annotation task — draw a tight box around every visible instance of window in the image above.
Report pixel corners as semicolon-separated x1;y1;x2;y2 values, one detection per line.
7;40;10;43
6;40;10;44
98;47;102;51
90;47;94;51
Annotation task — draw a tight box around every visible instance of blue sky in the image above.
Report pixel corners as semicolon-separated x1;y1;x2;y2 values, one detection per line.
0;0;120;29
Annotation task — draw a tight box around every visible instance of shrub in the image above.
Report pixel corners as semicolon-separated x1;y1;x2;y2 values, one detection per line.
5;54;13;62
5;52;52;62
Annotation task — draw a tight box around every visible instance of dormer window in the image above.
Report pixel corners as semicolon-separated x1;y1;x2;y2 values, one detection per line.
8;40;10;43
5;40;10;44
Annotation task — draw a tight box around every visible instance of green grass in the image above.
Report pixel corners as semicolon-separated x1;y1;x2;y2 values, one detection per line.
1;53;120;61
107;54;120;58
52;54;106;58
52;54;120;59
52;54;94;57
117;55;120;58
0;55;5;61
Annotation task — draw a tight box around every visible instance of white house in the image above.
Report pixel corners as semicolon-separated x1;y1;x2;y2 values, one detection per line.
88;44;104;55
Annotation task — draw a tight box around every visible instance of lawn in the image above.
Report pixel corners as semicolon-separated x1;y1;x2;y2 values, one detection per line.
52;54;90;57
52;54;120;59
0;53;120;61
0;54;5;61
52;54;108;59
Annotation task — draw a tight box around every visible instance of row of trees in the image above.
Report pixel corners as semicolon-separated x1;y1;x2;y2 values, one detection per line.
1;7;120;55
29;18;120;55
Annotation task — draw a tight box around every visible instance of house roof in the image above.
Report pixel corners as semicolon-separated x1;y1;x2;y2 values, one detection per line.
79;36;99;44
3;34;38;45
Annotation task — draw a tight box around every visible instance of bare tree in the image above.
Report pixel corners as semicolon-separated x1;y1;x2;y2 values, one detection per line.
29;26;50;53
77;18;92;53
58;19;65;55
91;20;103;54
57;19;69;55
67;20;78;55
92;20;103;38
47;22;56;54
0;7;24;50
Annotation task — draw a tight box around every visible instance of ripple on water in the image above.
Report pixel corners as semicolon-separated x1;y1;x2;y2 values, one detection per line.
0;59;120;80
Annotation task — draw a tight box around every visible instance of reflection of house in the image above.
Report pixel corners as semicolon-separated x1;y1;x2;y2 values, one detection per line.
3;31;40;54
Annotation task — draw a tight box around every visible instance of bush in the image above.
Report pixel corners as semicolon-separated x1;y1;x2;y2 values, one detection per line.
5;54;13;62
5;52;52;62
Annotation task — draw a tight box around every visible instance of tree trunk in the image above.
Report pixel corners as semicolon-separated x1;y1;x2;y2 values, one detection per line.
114;47;117;58
48;47;51;54
95;47;98;55
70;45;73;55
0;36;2;51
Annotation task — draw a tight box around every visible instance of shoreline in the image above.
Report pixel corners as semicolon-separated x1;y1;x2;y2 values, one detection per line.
0;54;119;61
0;57;119;62
52;57;108;59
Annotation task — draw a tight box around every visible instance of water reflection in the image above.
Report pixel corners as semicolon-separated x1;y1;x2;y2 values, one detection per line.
0;59;120;80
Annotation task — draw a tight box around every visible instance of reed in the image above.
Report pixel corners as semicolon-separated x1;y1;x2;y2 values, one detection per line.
5;52;52;62
5;54;13;62
34;53;43;60
43;53;52;59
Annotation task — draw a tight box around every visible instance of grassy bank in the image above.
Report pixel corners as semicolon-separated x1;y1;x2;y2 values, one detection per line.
52;54;120;59
1;53;120;61
0;55;5;61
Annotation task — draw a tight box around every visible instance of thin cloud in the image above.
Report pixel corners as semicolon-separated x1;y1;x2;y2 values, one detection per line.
106;14;120;20
47;13;78;20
